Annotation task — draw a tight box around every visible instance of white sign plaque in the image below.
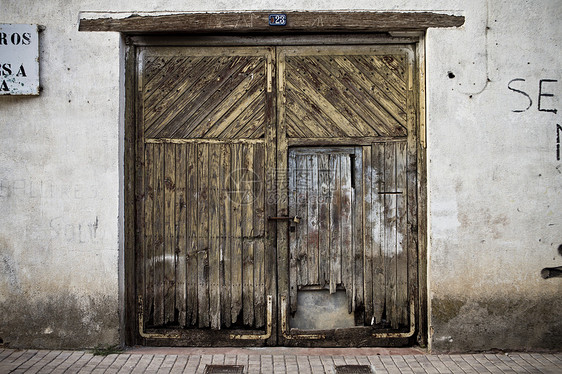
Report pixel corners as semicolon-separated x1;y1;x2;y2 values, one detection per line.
0;24;40;95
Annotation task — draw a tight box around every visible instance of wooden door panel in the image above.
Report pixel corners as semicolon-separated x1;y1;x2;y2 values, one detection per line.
142;141;268;329
138;47;275;342
280;47;409;139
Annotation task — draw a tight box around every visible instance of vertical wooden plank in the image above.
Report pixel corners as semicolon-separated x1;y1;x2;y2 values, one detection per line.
175;143;187;327
296;154;309;287
254;143;266;328
144;143;155;327
371;143;385;324
317;154;330;288
352;147;364;322
164;144;176;324
362;146;374;325
384;142;398;329
396;141;408;327
307;155;319;285
220;143;232;328
242;144;255;326
127;43;140;345
231;143;243;324
153;143;165;326
264;47;277;344
197;143;210;328
209;144;221;329
276;48;291;337
340;153;353;312
186;143;198;326
329;154;341;294
288;150;298;313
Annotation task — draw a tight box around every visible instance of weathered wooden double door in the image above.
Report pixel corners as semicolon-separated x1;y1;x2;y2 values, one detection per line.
135;44;419;346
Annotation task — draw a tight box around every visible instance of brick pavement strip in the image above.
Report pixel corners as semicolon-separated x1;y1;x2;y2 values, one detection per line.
0;349;561;373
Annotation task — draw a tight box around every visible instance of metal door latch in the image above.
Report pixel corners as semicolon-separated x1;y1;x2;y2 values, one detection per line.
268;216;301;223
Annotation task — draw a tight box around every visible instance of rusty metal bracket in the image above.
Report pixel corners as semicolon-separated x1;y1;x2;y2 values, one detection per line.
230;295;273;340
372;300;416;338
137;296;181;339
280;295;326;340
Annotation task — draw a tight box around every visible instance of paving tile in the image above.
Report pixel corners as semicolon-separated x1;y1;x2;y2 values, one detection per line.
91;354;119;374
103;353;131;374
0;348;560;373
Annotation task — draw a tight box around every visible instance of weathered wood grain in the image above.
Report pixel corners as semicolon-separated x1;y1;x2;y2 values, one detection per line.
163;144;176;324
295;154;309;287
152;144;165;326
219;144;232;328
340;154;353;312
186;143;198;326
352;147;364;322
242;144;255;326
175;143;187;327
396;141;408;327
231;143;243;324
144;143;155;327
288;150;298;313
307;155;319;285
209;144;221;329
318;154;330;288
329;155;341;294
362;146;373;325
384;142;398;329
253;143;266;328
197;143;210;328
371;143;385;324
80;11;465;33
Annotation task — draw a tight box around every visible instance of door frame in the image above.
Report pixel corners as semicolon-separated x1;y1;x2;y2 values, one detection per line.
123;33;428;347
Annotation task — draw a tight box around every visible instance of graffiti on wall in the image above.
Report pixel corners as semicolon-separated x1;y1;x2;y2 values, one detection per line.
508;78;560;160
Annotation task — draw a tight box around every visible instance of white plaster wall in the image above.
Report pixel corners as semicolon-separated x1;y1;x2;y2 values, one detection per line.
0;0;560;350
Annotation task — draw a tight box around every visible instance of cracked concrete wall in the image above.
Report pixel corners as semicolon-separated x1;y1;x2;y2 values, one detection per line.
0;0;560;351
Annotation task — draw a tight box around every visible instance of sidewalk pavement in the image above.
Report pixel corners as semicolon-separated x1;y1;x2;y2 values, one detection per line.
0;347;560;373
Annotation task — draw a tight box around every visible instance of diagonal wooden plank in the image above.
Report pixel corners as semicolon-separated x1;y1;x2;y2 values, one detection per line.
144;56;190;103
285;89;335;138
146;56;247;138
144;56;219;133
331;55;407;133
286;57;365;137
316;56;407;136
194;61;266;139
373;54;407;86
285;77;353;137
295;56;383;137
170;57;264;138
144;56;208;122
202;81;266;139
349;56;406;112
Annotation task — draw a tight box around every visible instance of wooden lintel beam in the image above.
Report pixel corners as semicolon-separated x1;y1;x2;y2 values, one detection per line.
78;11;464;33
